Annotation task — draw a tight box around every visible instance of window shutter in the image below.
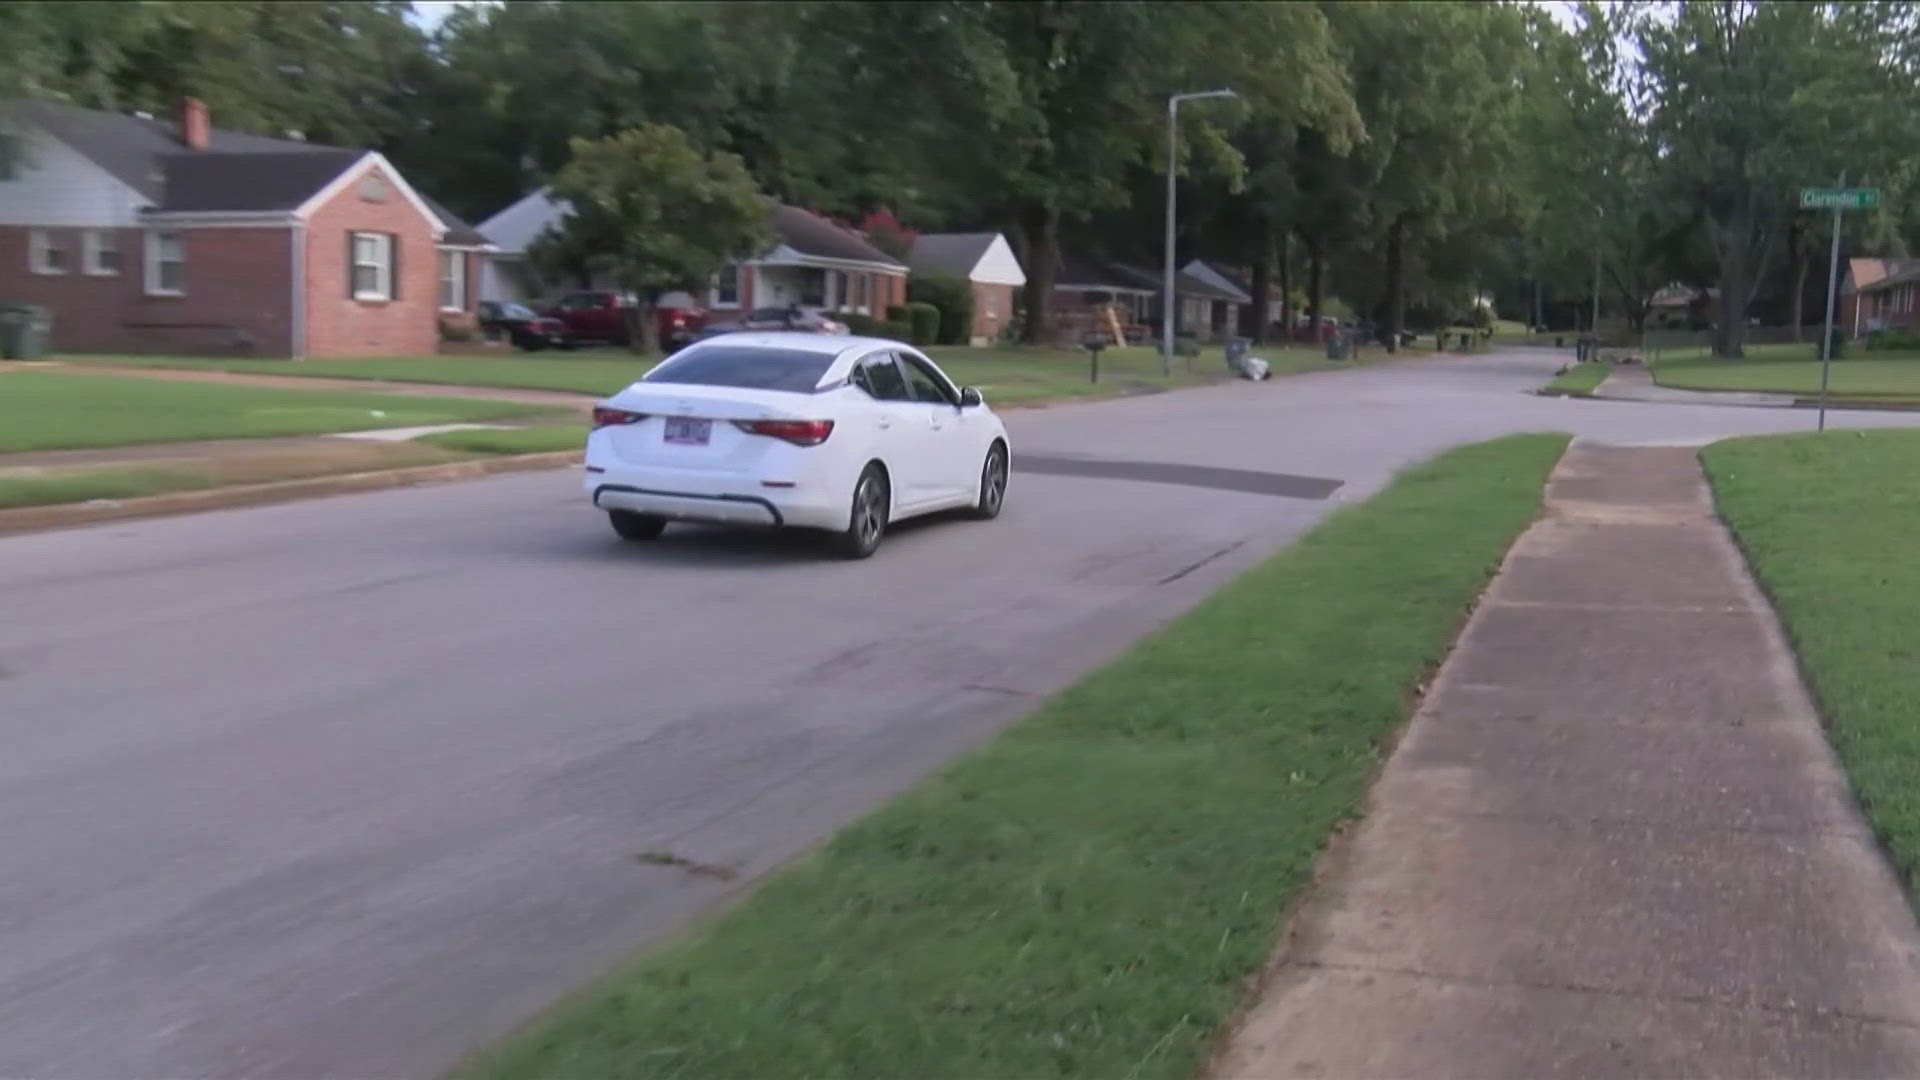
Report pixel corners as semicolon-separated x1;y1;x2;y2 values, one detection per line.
389;233;400;300
346;232;355;297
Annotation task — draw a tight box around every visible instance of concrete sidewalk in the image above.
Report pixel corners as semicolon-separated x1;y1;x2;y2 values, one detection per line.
1217;442;1920;1078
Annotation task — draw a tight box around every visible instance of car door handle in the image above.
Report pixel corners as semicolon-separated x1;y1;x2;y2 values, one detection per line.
877;418;893;429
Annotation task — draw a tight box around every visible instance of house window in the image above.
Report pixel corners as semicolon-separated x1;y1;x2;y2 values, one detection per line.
351;232;393;301
852;273;869;313
28;228;68;275
439;249;466;310
144;230;183;295
712;264;740;307
83;230;120;276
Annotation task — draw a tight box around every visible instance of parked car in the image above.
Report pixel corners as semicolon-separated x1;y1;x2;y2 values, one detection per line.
585;332;1009;559
542;291;706;349
477;300;567;351
696;305;849;340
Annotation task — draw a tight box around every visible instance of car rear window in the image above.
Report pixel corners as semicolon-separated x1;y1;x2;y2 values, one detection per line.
641;346;837;393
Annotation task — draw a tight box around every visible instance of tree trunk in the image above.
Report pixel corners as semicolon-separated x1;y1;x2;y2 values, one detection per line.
1246;223;1271;343
1305;233;1324;342
1276;231;1291;343
628;293;659;356
1383;215;1407;354
1788;221;1809;343
1017;203;1058;345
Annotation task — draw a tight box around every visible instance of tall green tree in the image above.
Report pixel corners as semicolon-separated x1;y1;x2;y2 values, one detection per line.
1639;0;1920;356
530;125;774;355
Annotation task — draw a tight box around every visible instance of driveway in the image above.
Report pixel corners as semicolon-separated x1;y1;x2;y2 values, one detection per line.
4;349;1916;1078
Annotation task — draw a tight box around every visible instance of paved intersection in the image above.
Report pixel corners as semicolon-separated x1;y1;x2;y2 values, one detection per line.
3;349;1916;1077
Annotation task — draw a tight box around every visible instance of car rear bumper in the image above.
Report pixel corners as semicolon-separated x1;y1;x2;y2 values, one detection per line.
587;472;846;530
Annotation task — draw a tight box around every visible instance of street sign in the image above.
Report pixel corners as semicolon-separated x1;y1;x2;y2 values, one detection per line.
1801;187;1881;210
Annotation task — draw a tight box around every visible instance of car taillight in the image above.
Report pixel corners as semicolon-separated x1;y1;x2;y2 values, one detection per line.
734;419;834;446
592;407;647;429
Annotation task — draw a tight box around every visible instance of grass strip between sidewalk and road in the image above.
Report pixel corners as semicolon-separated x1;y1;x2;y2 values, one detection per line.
0;441;467;510
414;424;588;455
1704;430;1920;900
459;432;1572;1080
0;370;557;453
1543;363;1609;396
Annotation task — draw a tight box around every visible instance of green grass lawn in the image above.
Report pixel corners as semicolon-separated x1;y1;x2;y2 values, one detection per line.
1654;342;1920;400
415;423;587;455
76;339;1381;407
0;371;553;454
1704;430;1920;900
458;432;1572;1080
74;352;649;397
1543;362;1610;396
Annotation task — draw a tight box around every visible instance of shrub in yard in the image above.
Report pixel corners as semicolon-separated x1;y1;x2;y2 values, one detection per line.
885;304;908;321
840;312;884;337
908;274;973;345
1868;329;1920;352
879;319;914;342
901;301;941;345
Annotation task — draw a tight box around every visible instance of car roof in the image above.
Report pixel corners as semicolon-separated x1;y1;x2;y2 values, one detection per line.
685;331;916;358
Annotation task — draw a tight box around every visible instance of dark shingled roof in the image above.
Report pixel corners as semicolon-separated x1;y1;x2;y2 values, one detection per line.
1054;250;1155;292
155;149;362;211
17;98;475;239
909;232;997;278
17;98;334;201
774;205;905;268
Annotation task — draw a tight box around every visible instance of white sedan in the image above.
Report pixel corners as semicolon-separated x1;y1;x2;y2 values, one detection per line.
584;333;1010;558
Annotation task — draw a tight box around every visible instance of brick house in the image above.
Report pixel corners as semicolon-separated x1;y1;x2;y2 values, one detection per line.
1841;257;1920;338
477;189;907;319
0;98;491;357
906;232;1027;345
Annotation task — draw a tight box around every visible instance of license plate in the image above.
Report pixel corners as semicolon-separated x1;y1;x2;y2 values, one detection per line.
663;417;711;446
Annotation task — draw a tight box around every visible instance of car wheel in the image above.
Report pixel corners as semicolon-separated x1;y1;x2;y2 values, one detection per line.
830;466;889;559
608;510;666;541
520;337;546;352
968;442;1009;520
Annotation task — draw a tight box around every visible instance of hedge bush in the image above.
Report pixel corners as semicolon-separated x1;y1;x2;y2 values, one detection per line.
1868;329;1920;352
840;312;884;337
902;302;941;345
880;320;914;342
909;275;974;345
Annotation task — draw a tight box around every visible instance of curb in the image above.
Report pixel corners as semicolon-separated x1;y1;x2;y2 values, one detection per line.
0;450;581;536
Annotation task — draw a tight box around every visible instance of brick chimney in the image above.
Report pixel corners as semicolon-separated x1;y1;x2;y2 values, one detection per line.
180;97;209;151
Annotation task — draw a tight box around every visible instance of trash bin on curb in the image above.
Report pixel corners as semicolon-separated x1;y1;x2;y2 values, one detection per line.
1827;326;1846;360
1;304;52;360
1224;336;1251;372
1325;331;1349;361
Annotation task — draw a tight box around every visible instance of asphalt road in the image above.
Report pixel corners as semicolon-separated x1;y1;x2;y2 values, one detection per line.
5;349;1919;1078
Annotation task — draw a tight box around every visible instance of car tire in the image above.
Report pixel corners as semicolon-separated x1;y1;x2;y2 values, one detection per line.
521;337;547;352
608;510;666;541
967;441;1009;520
830;465;889;559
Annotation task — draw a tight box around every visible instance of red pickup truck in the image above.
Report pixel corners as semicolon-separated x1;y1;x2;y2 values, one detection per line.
542;291;704;350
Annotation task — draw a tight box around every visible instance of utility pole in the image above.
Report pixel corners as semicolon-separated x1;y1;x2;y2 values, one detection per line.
1163;89;1236;376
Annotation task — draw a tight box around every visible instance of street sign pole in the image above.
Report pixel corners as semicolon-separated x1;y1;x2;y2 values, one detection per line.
1818;173;1846;432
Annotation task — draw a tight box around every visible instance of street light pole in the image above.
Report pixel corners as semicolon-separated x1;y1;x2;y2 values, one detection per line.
1163;89;1236;376
1818;171;1846;432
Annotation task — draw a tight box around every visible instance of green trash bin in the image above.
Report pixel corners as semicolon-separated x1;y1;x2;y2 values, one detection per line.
1827;326;1846;360
1;304;52;360
1325;330;1349;361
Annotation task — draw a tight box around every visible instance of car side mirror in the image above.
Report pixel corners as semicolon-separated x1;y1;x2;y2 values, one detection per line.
959;387;984;408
